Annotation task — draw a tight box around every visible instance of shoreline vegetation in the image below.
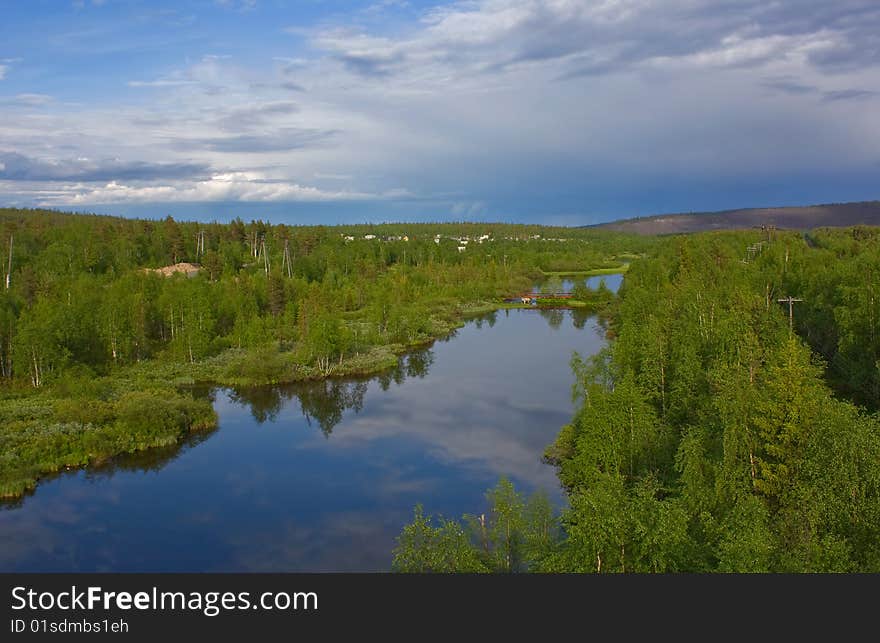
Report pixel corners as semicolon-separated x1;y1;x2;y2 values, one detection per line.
0;208;636;498
539;263;633;277
394;225;880;573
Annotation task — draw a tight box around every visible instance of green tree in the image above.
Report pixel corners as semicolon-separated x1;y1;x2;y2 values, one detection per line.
392;506;488;573
465;477;527;572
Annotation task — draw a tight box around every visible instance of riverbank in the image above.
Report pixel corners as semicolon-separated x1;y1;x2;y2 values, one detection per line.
0;315;460;499
0;276;623;499
1;305;609;571
0;300;479;498
0;388;216;498
540;264;630;277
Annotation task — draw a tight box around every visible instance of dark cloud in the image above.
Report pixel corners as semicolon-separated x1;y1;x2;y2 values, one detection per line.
498;4;731;75
761;2;880;71
216;102;300;131
178;128;338;153
758;77;876;103
316;1;880;80
333;52;402;78
0;152;211;182
823;89;877;102
761;76;818;95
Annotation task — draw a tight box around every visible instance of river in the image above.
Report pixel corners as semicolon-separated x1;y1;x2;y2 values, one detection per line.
0;278;618;572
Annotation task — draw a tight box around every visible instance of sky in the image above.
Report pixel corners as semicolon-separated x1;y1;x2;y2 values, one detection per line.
0;0;878;225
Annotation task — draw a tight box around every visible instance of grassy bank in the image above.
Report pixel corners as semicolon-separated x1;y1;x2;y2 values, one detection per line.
540;265;629;277
0;388;216;498
0;271;625;499
0;302;472;498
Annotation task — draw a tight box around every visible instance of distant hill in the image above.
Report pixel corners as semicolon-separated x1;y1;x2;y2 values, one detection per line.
594;201;880;235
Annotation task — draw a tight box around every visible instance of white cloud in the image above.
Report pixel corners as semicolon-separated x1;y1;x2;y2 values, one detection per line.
215;0;257;12
313;172;352;181
40;172;403;205
129;79;198;88
129;54;236;89
363;0;410;14
0;93;54;106
0;58;18;80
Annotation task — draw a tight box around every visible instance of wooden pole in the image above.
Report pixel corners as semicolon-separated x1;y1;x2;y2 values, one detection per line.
196;230;205;258
282;239;292;278
777;295;803;332
5;234;11;290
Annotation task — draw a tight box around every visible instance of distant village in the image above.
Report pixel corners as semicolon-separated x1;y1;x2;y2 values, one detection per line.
341;232;572;252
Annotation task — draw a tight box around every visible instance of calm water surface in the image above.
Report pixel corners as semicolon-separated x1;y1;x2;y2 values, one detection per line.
1;291;615;571
536;273;624;293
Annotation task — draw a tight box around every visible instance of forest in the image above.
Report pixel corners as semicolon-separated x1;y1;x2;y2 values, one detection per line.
0;208;642;497
393;226;880;572
5;208;879;572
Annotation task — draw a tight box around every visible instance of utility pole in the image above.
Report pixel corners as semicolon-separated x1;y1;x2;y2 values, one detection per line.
746;242;765;262
760;224;776;243
777;295;803;332
5;234;11;290
195;230;206;259
260;236;270;275
281;238;293;278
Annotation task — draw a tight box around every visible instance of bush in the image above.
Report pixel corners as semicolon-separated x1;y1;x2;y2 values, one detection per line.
53;398;115;427
224;346;292;384
115;390;214;439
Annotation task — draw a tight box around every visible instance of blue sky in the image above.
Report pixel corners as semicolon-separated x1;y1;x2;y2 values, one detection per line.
1;0;878;225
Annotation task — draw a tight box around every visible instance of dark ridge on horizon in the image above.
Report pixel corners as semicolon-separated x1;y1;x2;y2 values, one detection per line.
591;200;880;234
4;201;880;232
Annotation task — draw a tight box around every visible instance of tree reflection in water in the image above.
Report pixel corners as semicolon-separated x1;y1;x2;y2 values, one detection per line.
229;348;435;436
0;307;608;571
538;308;565;330
298;380;368;437
471;310;497;329
4;308;595;514
570;307;591;329
226;304;593;438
